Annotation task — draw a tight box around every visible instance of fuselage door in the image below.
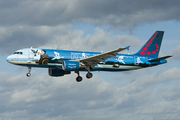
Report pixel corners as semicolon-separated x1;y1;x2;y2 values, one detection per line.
28;49;34;59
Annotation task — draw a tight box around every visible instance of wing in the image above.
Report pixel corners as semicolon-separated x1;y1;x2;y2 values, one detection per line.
75;46;130;68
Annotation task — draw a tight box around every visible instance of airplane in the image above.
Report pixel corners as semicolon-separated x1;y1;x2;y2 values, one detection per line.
6;31;172;82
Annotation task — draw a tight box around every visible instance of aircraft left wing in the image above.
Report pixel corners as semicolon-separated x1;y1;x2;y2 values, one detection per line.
74;46;130;68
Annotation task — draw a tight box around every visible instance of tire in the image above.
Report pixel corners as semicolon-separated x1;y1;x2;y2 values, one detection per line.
86;72;93;79
26;73;31;77
76;76;82;82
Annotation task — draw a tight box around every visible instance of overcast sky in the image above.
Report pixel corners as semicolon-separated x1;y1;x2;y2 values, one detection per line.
0;0;180;120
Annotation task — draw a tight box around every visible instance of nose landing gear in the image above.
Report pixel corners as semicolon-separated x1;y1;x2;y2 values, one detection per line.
26;66;31;77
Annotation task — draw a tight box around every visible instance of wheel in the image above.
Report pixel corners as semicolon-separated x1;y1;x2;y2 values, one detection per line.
26;73;31;77
76;76;82;82
86;72;93;79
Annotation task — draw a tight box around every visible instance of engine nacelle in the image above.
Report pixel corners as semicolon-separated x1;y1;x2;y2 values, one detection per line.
62;61;80;71
48;68;71;77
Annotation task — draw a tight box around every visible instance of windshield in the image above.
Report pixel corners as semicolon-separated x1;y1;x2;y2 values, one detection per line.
13;52;23;55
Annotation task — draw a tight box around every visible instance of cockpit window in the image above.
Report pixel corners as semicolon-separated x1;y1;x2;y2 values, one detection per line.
13;52;23;55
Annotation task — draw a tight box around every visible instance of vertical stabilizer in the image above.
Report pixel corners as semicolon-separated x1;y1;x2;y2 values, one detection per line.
134;31;164;58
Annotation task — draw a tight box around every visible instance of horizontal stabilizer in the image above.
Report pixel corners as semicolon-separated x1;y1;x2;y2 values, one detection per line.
148;56;172;62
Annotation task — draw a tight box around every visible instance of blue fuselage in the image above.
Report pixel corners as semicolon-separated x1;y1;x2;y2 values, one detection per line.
6;48;167;72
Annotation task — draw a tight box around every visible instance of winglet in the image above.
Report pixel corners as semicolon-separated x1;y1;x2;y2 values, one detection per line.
125;46;130;51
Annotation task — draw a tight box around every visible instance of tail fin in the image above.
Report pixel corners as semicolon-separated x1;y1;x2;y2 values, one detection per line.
134;31;164;58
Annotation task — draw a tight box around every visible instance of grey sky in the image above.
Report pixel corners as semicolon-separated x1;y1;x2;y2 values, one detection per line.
0;0;180;28
0;68;180;120
0;0;180;53
0;0;180;120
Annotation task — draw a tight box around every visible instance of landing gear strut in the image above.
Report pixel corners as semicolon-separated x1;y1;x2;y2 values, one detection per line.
85;66;93;79
74;66;93;82
26;66;31;77
75;71;82;82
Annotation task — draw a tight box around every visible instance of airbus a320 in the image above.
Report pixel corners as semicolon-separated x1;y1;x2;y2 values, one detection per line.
7;31;172;82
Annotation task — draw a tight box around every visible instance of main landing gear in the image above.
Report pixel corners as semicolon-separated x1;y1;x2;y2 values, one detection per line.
85;66;93;79
75;68;93;82
75;71;82;82
26;66;31;77
86;72;93;79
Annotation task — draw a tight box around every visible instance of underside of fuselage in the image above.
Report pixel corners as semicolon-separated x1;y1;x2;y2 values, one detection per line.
9;60;151;72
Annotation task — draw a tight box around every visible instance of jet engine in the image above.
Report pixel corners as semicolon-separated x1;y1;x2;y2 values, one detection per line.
62;61;80;71
48;68;71;77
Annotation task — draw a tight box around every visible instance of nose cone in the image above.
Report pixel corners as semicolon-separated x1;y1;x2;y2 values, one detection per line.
6;55;13;63
6;56;10;63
